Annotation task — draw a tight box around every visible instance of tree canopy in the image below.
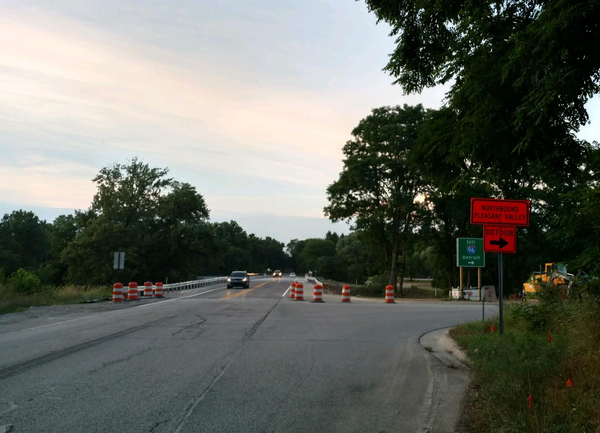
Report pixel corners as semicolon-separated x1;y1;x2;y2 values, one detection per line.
363;0;598;193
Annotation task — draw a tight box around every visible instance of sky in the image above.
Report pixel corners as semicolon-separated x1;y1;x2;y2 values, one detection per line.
1;1;599;244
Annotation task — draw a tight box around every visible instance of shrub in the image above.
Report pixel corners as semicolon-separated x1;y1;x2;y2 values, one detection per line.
35;262;60;285
507;302;555;332
367;273;389;290
8;268;43;295
454;298;600;432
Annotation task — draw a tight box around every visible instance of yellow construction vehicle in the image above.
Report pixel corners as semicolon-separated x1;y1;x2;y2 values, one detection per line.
523;262;574;299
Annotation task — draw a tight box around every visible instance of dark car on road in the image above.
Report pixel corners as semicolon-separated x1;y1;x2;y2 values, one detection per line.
227;271;250;289
272;270;282;278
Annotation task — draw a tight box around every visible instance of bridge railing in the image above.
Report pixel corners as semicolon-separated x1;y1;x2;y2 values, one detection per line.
163;277;228;293
162;274;268;293
306;276;323;285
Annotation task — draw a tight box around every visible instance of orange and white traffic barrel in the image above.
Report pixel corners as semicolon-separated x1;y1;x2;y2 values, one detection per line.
341;285;351;302
112;282;124;302
312;284;324;303
385;285;395;303
295;283;304;301
127;282;139;300
143;281;153;298
290;282;296;299
154;282;164;298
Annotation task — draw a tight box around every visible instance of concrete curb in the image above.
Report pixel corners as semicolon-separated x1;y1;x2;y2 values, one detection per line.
439;330;469;365
419;327;469;369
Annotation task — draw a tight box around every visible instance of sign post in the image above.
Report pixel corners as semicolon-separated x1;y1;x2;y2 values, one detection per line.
498;253;504;333
479;268;483;320
471;198;530;335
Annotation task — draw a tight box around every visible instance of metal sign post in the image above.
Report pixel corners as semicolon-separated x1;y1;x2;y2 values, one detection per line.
498;253;504;334
479;268;484;321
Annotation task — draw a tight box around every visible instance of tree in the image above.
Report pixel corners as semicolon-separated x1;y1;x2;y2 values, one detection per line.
91;157;173;225
247;236;287;273
298;239;336;275
62;160;212;284
336;232;368;283
325;231;340;244
363;0;600;146
325;104;426;296
549;142;600;276
0;210;50;275
286;239;306;273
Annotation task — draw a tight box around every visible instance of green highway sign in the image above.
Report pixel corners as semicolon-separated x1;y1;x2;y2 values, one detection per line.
456;238;485;267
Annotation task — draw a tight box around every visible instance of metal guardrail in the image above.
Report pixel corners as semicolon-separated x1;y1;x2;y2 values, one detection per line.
162;274;268;293
306;276;323;285
162;277;228;293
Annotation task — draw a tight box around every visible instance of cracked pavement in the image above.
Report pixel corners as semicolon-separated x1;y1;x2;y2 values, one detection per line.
0;277;495;432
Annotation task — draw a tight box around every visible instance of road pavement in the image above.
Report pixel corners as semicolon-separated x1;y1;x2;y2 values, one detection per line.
0;276;496;432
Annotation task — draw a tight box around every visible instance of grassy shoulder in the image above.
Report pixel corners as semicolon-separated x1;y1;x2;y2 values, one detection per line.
0;284;112;315
450;298;600;432
322;278;445;299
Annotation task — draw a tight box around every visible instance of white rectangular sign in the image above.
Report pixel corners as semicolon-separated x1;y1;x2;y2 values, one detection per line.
113;252;125;270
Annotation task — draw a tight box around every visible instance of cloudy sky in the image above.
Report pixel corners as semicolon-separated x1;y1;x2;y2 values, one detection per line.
1;1;598;243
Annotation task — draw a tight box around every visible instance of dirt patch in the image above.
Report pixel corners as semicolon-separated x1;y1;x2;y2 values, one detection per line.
455;381;479;433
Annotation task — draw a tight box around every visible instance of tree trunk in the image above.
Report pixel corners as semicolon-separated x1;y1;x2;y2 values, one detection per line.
398;247;406;297
389;235;400;297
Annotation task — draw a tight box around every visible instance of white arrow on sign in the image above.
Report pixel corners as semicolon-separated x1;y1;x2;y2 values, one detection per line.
468;261;475;265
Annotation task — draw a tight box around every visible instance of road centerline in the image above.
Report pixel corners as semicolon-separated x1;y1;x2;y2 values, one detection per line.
222;280;271;300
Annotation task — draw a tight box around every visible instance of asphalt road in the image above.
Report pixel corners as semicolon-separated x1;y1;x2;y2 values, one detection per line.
0;276;496;433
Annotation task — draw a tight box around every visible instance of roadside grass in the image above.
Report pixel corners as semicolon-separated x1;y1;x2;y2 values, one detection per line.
0;284;112;315
402;280;445;299
451;298;600;432
322;278;443;299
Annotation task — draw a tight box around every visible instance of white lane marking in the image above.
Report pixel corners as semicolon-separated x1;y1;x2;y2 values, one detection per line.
21;286;227;332
282;286;291;297
24;316;94;331
133;286;225;309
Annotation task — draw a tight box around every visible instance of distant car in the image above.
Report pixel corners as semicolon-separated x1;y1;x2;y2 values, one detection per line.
227;271;250;289
290;272;296;277
272;270;282;278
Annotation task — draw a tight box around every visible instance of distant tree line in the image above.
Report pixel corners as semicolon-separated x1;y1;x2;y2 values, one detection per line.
0;158;287;287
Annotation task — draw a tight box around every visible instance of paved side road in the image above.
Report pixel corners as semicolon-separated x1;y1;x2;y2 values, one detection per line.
0;277;496;432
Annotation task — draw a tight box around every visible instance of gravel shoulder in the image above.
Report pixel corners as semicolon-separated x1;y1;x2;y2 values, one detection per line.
0;297;163;327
